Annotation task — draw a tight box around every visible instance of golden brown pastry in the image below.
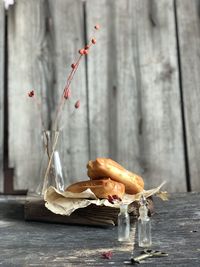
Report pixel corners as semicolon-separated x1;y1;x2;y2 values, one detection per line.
65;178;125;199
87;158;144;194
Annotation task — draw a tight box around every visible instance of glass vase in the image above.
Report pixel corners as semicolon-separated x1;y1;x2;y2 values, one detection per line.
29;130;65;197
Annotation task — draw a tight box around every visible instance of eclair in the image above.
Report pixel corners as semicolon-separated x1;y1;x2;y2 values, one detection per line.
65;178;125;199
87;158;144;194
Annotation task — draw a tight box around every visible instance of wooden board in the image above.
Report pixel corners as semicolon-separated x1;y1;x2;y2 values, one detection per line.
48;0;89;185
8;0;89;191
24;197;154;226
86;0;186;192
176;0;200;191
8;0;50;191
0;0;5;192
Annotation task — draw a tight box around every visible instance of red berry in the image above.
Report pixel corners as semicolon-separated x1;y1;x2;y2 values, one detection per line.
107;195;114;204
112;195;122;201
85;45;89;50
84;49;89;55
28;90;34;97
94;24;100;30
74;100;80;109
92;38;96;44
71;63;76;69
64;88;71;99
79;49;85;55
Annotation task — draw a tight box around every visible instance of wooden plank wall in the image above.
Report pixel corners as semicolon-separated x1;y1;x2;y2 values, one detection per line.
48;0;89;186
176;0;200;191
86;0;186;192
0;0;199;193
0;0;5;192
8;0;89;191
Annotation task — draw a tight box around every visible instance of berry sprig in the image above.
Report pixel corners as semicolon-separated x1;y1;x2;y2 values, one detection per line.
27;24;100;192
52;23;100;131
28;89;46;131
28;24;100;131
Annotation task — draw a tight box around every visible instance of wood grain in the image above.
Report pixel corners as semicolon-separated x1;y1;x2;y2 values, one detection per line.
86;0;186;192
0;0;5;192
48;0;89;186
0;193;200;266
176;0;200;191
6;0;199;193
8;0;52;191
8;0;89;191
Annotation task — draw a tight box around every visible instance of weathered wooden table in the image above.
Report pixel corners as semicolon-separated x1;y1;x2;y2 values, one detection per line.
0;193;200;266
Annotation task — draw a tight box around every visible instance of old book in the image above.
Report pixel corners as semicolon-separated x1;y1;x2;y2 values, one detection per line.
24;197;154;227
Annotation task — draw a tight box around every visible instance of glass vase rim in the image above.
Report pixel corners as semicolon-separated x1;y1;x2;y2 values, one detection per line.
41;129;62;134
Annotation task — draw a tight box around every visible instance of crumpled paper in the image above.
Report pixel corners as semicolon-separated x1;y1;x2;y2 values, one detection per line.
44;182;167;216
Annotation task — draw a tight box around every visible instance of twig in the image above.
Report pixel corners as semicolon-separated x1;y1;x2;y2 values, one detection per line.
42;131;60;195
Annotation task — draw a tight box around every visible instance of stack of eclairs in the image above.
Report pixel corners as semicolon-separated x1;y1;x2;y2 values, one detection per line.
66;158;144;199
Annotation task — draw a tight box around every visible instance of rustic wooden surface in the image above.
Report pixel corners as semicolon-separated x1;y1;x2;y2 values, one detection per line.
86;0;186;192
0;0;5;192
176;0;200;191
0;193;200;266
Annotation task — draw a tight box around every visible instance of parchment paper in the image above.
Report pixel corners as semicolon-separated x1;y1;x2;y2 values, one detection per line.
44;182;167;216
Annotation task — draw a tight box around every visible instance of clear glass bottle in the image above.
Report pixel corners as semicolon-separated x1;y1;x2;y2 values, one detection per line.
118;203;130;242
138;196;152;247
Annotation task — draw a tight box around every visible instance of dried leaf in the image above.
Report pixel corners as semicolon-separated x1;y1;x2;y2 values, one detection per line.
156;191;169;201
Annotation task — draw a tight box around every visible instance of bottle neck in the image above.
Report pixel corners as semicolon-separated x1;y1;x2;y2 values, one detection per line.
119;204;128;214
